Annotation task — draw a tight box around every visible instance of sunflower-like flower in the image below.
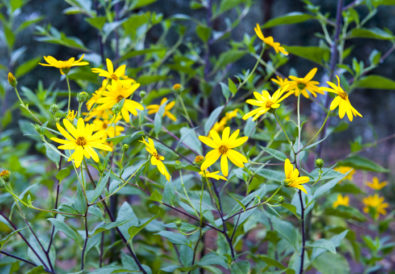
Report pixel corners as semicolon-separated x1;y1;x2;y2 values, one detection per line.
242;86;290;121
254;23;288;55
363;194;389;218
199;170;227;181
140;137;170;181
271;76;290;90
212;109;238;132
92;59;127;81
97;79;144;123
366;177;387;190
147;97;177;121
199;127;248;177
322;75;362;122
51;118;112;168
287;68;324;98
66;110;77;121
39;55;89;75
334;166;355;183
333;194;349;208
284;159;309;194
92;119;124;139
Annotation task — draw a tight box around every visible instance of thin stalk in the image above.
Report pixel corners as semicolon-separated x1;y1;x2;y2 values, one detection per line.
65;76;72;113
273;112;295;155
305;110;330;147
81;208;89;270
13;86;42;125
0;251;37;267
47;158;62;253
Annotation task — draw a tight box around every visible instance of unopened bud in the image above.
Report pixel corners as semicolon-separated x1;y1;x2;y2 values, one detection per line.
315;158;324;168
194;155;204;164
139;91;146;98
0;170;10;182
77;91;89;103
122;144;129;151
8;72;17;87
172;83;182;91
112;101;123;114
50;104;59;114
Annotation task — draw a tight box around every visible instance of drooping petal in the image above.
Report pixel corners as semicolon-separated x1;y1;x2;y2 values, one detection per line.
220;154;229;177
201;150;221;171
227;149;248;167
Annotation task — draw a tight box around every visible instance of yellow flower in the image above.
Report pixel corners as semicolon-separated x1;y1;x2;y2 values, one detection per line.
194;155;205;164
147;97;177;121
212;109;238;132
66;110;77;121
288;68;324;98
333;194;349;208
172;83;182;90
86;85;105;111
140;137;170;181
0;169;10;181
284;159;309;194
199;170;227;181
97;79;144;123
366;177;387;190
51;118;112;168
271;76;289;90
92;119;124;139
199;127;248;177
8;72;17;87
39;55;89;75
334;166;355;182
363;194;389;218
243;86;290;121
92;58;127;81
254;23;288;55
322;75;362;122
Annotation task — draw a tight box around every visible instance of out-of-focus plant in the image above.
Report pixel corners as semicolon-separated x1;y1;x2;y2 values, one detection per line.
0;0;394;273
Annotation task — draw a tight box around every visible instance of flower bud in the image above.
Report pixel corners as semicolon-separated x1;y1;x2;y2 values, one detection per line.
194;155;204;164
0;170;10;182
8;72;17;87
139;91;146;98
77;91;89;103
315;158;324;168
112;101;123;114
122;144;129;152
49;104;59;114
172;83;182;91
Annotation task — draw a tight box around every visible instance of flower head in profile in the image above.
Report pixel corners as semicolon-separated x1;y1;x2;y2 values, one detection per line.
92;119;124;139
147;97;177;121
97;79;144;122
333;194;349;208
284;159;309;194
322;75;362;122
39;55;89;75
243;86;290;121
140;137;170;181
92;58;127;81
363;194;389;219
212;109;238;132
334;166;355;183
51;118;112;168
172;83;182;91
271;76;290;90
254;23;288;55
288;68;324;98
66;110;77;121
366;177;387;190
199;170;227;181
199;127;248;177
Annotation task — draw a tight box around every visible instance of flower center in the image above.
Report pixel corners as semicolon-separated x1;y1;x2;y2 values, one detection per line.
116;95;124;102
76;136;87;146
265;100;274;108
152;152;161;160
338;90;348;100
218;145;228;155
111;74;118;80
297;82;306;90
102;123;107;129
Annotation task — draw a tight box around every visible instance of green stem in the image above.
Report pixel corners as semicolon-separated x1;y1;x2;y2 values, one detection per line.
306;110;330;147
13;87;42;125
66;76;72;112
273;112;295;155
177;94;194;127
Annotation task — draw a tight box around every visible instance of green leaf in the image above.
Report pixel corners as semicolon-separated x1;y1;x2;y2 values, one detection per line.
204;106;224;135
157;231;188;245
324;207;366;222
219;0;244;13
313;173;347;199
17;17;43;33
44;143;60;168
3;24;15;49
56;166;72;181
154;100;167;135
49;218;81;244
91;220;129;236
333;181;364;194
18;120;40;140
257;255;286;269
308;239;336;253
337;155;389;172
261;146;287;161
257;168;284;182
228;78;237;95
196;24;211;43
372;0;395;6
263;12;314;28
284;46;330;65
132;0;156;9
128;215;157;242
230;260;250;273
213;50;246;72
116;202;139;239
179;127;202;155
270;215;298;249
85;16;106;30
312;252;349;274
198;253;227;268
244;118;256;137
89;172;110;203
15;56;41;78
355;75;395;90
350;28;394;40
